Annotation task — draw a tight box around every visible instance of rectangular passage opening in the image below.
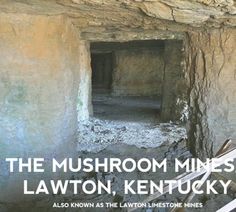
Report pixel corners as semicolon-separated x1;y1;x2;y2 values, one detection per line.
90;40;167;123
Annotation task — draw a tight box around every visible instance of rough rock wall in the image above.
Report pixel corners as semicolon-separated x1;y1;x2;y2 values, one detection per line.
1;0;235;41
185;28;236;159
161;40;187;122
112;48;165;96
0;14;81;200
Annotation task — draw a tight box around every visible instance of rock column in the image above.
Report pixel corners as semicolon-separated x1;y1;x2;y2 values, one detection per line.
185;29;236;158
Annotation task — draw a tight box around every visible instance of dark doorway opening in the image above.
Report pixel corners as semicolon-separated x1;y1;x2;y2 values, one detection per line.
90;40;163;123
90;40;185;123
91;53;113;93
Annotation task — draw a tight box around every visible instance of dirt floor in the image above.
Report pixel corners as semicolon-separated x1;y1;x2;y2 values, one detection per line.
77;92;187;152
92;92;161;123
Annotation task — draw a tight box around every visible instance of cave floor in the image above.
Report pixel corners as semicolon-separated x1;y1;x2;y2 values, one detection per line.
77;92;186;153
92;91;161;123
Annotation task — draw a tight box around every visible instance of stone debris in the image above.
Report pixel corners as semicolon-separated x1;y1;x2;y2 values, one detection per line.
77;118;187;153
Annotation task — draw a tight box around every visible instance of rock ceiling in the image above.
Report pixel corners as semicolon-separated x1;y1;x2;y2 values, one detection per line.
0;0;235;41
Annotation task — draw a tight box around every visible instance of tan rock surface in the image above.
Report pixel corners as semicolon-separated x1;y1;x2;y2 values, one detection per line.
185;28;236;158
0;0;235;41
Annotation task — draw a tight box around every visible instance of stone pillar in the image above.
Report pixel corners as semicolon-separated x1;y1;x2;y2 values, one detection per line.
161;40;187;122
77;41;93;120
0;14;81;201
185;29;236;159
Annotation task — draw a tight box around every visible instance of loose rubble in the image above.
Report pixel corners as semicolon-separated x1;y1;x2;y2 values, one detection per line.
77;118;187;152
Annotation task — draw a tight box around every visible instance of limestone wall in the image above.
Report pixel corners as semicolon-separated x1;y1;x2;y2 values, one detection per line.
0;14;82;201
112;48;165;96
185;29;236;158
0;14;81;157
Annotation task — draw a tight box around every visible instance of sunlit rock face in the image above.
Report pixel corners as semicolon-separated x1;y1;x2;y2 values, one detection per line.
0;14;83;201
185;28;236;159
0;14;81;158
0;0;236;38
